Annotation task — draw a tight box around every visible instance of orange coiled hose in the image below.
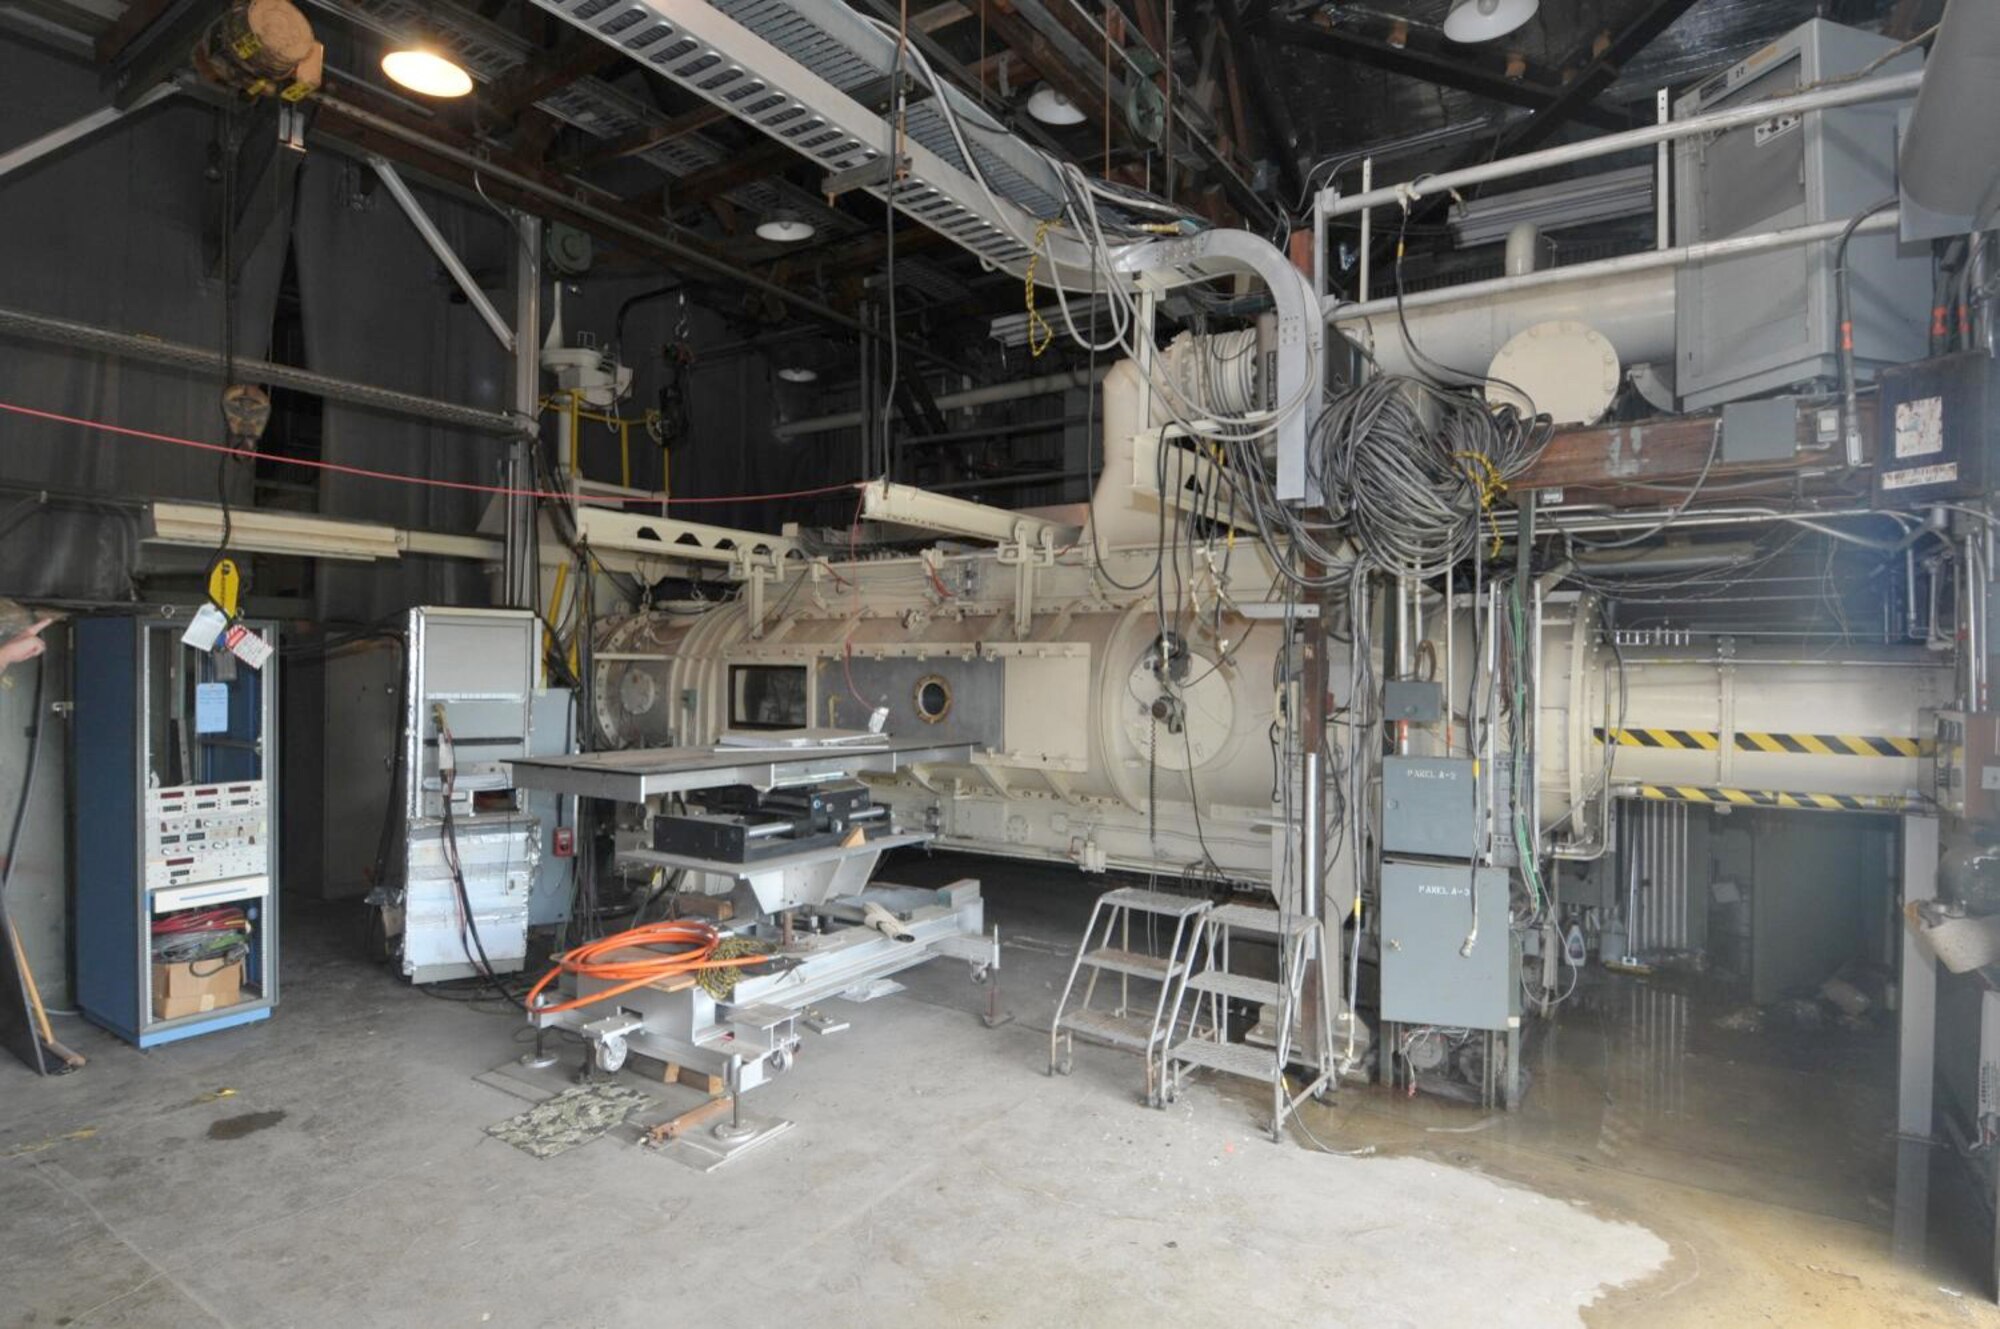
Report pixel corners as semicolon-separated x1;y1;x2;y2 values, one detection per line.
525;920;776;1015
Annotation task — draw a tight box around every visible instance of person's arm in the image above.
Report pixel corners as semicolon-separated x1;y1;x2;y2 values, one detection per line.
0;617;53;676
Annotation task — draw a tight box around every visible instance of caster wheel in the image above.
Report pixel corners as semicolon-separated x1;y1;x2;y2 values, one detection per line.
593;1033;628;1074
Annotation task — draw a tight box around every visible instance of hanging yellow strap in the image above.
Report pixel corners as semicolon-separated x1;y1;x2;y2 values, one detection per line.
1452;451;1509;556
1023;217;1059;358
207;559;241;618
545;562;569;662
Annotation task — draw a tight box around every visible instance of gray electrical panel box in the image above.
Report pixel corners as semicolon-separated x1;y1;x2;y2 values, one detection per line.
1382;679;1443;724
1382;756;1479;859
1673;19;1926;411
1380;862;1520;1030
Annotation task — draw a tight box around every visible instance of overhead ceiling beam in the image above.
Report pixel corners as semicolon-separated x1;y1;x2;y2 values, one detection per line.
842;0;1066;159
105;0;223;107
1357;0;1702;276
565;102;731;171
512;106;564;162
484;35;626;117
1218;0;1304;203
661;137;796;211
1260;16;1630;132
913;0;974;34
1494;0;1703;156
94;0;178;62
967;0;1118;145
985;0;1271;226
516;0;1113;282
307;87;971;374
790;224;954;281
967;49;1041;92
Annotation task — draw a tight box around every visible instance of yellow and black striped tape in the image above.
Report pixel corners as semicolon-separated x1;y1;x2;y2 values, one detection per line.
1734;731;1928;758
1595;727;1930;758
1595;727;1718;751
1632;784;1915;812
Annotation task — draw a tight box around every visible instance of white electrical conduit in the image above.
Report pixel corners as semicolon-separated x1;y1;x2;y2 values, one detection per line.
1327;210;1903;325
774;366;1111;438
1320;70;1923;220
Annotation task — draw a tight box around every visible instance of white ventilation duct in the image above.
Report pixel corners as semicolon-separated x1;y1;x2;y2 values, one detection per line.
1088;332;1262;549
1332;268;1676;384
1899;0;2000;232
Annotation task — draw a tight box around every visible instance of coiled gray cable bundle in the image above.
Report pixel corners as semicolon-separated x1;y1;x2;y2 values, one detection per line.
1312;375;1552;578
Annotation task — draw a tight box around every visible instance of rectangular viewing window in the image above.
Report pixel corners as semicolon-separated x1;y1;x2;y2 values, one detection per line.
729;664;808;730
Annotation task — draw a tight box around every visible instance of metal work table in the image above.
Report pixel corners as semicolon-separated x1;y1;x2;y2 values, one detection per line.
622;831;931;880
507;740;975;803
506;739;997;1170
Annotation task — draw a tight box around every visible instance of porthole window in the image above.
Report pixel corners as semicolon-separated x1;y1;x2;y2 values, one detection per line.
913;674;953;725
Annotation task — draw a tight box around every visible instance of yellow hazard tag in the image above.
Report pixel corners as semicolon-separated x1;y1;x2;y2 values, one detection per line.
208;559;241;618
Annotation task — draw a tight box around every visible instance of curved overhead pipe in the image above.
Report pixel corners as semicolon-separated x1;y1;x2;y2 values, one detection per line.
1900;0;2000;227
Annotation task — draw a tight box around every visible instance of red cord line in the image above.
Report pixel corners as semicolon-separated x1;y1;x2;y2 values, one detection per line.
0;399;862;508
152;907;248;935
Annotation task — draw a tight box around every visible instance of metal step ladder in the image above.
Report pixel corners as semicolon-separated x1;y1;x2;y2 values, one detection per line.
1160;902;1336;1141
1049;888;1212;1102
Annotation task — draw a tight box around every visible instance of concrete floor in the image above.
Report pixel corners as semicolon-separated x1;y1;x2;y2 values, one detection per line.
2;854;1995;1327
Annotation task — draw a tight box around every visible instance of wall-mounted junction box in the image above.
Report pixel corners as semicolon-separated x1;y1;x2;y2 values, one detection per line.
1935;711;2000;826
1380;861;1520;1030
1873;353;2000;503
1383;680;1443;725
1382;756;1480;860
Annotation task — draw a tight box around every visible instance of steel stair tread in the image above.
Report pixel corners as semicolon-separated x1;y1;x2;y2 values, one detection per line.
1099;887;1213;918
1081;947;1176;979
1167;1037;1279;1079
1183;969;1283;1004
1208;903;1314;937
1058;1008;1159;1050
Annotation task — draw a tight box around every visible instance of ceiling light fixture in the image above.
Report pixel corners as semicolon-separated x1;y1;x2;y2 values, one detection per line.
777;366;819;383
1026;87;1086;126
755;213;816;243
1442;0;1539;43
381;47;473;98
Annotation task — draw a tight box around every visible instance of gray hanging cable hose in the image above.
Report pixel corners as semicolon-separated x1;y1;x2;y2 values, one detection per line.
1836;196;1901;468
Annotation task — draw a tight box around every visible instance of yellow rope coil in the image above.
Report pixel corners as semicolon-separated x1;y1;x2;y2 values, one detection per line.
1023;217;1059;358
696;935;776;998
1452;450;1508;555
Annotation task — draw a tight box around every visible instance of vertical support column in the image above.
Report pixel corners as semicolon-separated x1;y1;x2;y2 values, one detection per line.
1898;813;1939;1139
505;213;542;612
1516;492;1537;863
1310;187;1329;304
1302;573;1338;1071
857;299;877;483
1358;158;1373;304
1655;88;1671;252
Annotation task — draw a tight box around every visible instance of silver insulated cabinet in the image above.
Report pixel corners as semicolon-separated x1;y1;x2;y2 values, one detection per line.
1673;19;1928;411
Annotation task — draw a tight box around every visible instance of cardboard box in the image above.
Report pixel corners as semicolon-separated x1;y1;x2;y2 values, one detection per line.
152;958;245;1021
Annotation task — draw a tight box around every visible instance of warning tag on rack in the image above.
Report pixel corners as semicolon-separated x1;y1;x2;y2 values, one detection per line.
223;624;273;670
181;602;228;652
